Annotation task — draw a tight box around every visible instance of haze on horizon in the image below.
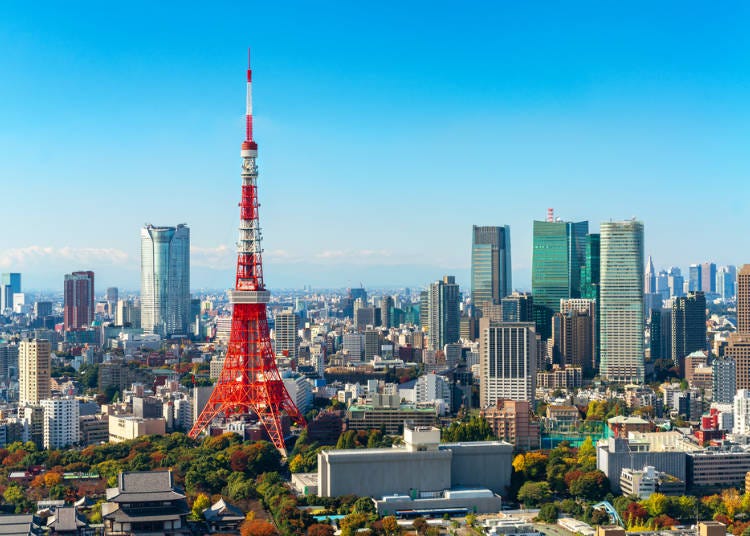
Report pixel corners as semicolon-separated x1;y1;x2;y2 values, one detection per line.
2;2;748;293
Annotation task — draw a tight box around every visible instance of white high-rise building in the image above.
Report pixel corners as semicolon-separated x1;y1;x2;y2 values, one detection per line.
600;220;645;383
19;339;51;405
41;397;79;449
174;398;193;431
733;390;750;435
140;224;190;337
479;320;536;407
282;374;313;413
274;310;299;360
414;373;452;412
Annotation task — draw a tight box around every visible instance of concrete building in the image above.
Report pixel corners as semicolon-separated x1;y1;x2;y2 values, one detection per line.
599;220;644;383
713;357;737;404
318;424;511;514
414;373;451;412
41;397;79;449
342;333;364;361
115;299;141;328
620;465;685;499
554;298;596;375
537;366;582;389
346;395;438;434
274;309;299;360
728;266;750;389
734;390;750;435
79;414;109;446
64;271;95;331
479;320;536;407
18;339;51;405
108;415;166;443
688;449;750;489
282;374;313;413
481;399;540;450
363;330;380;361
209;357;225;379
597;435;689;493
141;224;190;337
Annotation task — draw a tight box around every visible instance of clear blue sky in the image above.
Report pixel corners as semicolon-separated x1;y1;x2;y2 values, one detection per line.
1;1;749;292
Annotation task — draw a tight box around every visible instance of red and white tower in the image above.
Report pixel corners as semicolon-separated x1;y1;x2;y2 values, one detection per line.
189;52;306;452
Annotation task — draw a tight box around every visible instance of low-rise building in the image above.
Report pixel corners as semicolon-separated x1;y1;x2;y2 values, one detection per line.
607;415;653;437
620;465;685;498
346;397;437;434
318;424;512;514
79;414;109;446
537;366;582;389
688;448;750;489
481;399;540;450
108;415;166;443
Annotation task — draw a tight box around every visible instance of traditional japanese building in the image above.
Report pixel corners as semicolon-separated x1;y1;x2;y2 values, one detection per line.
102;470;189;535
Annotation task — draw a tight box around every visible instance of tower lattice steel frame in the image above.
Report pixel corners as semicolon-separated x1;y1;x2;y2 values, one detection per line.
189;51;306;452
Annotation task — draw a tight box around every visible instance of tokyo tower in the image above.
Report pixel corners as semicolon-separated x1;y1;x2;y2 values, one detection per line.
189;51;306;452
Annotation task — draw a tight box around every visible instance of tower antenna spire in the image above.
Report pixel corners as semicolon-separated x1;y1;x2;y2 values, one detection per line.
245;47;255;146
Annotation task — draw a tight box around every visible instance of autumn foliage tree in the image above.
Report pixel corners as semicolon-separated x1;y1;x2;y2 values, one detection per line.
241;519;279;536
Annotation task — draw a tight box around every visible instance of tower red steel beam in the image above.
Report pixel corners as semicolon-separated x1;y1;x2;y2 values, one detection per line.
189;51;306;453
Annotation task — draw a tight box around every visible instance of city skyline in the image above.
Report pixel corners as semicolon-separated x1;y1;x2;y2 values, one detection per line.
2;3;749;290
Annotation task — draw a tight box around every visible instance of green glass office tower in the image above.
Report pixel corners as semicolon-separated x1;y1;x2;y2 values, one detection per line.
471;226;512;313
600;220;644;383
531;220;588;339
581;233;600;368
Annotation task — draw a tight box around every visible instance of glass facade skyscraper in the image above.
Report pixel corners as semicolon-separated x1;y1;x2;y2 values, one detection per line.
427;275;460;351
0;273;21;312
531;220;588;339
600;220;644;383
471;225;512;312
141;224;190;337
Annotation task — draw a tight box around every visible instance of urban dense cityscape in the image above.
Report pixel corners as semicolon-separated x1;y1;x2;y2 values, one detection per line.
2;4;750;536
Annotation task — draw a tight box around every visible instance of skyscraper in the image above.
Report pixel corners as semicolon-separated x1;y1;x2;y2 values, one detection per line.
63;271;95;331
531;219;588;339
668;267;684;298
381;295;394;329
501;292;533;323
727;265;750;389
689;264;702;292
671;292;707;370
479;319;536;407
580;233;601;365
427;276;460;351
19;339;51;405
599;220;644;383
558;298;596;375
738;265;750;334
471;225;512;312
274;309;299;360
106;287;119;317
645;256;656;294
0;273;21;312
701;262;717;294
141;224;190;337
717;266;736;300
